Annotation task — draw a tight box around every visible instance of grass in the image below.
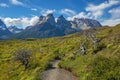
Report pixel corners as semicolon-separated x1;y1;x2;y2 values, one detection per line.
0;24;120;80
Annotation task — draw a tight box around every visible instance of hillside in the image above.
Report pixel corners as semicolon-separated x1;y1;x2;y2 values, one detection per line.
0;24;120;80
0;19;12;38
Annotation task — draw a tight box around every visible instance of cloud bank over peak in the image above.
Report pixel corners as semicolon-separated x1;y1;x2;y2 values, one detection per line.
1;16;39;29
41;9;56;16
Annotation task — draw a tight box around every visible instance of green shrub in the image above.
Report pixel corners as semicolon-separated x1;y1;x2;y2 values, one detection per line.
93;43;106;54
87;55;120;80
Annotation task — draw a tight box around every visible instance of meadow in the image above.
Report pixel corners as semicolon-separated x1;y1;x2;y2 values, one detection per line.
0;24;120;80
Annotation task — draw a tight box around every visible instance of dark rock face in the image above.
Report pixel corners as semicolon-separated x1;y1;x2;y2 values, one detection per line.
0;19;11;38
56;15;76;35
37;14;56;26
56;15;71;29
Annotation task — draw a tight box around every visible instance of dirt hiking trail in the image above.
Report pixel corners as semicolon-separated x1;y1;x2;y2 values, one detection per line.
41;60;78;80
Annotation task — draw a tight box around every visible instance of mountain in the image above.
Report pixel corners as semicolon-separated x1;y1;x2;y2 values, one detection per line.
8;26;23;34
0;19;11;39
56;15;76;34
56;15;71;29
9;14;102;39
11;14;64;39
71;18;102;30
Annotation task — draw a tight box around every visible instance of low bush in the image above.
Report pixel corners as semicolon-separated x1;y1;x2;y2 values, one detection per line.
13;49;32;69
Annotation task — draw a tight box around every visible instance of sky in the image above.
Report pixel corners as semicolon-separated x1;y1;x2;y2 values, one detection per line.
0;0;120;29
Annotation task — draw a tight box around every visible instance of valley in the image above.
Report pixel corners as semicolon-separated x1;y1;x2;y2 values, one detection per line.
0;24;120;80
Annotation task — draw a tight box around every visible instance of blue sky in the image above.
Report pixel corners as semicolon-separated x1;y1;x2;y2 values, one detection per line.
0;0;120;28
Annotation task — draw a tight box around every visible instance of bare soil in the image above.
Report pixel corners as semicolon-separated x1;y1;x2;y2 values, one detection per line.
41;60;78;80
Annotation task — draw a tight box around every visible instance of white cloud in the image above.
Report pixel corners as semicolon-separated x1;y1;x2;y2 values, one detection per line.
85;0;120;19
10;0;24;6
102;19;120;26
41;9;56;16
31;8;37;11
67;12;90;20
102;6;120;26
67;0;120;27
67;0;120;21
86;0;119;11
109;7;120;19
2;16;39;29
60;8;76;16
0;3;9;7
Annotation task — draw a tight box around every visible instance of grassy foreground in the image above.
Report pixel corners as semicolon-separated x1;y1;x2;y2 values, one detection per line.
0;24;120;80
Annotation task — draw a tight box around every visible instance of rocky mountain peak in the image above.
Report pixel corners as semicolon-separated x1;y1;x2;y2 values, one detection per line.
58;15;65;19
38;14;55;26
57;15;67;23
0;19;11;37
39;16;44;21
0;19;7;31
45;13;56;25
56;15;71;28
46;13;53;17
0;19;4;25
71;18;102;30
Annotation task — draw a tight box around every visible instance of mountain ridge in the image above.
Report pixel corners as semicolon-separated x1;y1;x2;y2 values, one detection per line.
0;14;102;39
0;19;12;39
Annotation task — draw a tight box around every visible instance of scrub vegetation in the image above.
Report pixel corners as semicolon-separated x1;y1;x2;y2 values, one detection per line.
0;24;120;80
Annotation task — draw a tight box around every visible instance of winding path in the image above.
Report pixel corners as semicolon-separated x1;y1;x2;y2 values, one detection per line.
41;60;78;80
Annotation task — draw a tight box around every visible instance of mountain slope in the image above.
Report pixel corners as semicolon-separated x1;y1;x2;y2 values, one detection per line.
58;24;120;80
71;18;102;30
0;19;11;39
11;14;64;39
56;15;76;35
8;26;23;33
